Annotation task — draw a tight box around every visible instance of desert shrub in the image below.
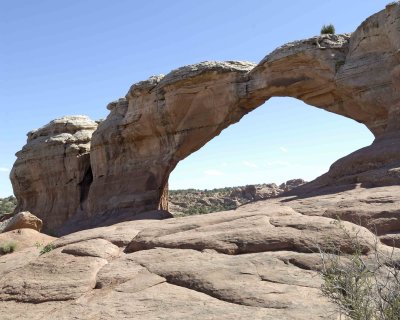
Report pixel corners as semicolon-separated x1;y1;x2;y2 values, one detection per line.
0;196;17;216
321;24;335;34
178;203;236;217
35;242;54;255
0;241;17;254
318;222;400;319
40;244;54;255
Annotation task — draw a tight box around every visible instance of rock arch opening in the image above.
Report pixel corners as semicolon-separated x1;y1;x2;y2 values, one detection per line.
169;97;374;195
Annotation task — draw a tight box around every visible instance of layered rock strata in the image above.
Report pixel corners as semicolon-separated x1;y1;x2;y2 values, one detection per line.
1;188;399;319
10;3;400;232
10;116;97;231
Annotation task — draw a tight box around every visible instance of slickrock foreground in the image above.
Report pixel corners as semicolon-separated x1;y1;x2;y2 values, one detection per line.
1;185;399;319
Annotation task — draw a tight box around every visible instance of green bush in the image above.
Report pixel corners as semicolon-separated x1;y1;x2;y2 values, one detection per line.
318;222;400;319
321;24;335;34
0;196;17;216
35;242;54;255
40;244;54;255
0;241;17;254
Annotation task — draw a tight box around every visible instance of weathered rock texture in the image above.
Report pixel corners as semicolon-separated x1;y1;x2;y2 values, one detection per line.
84;4;400;222
10;116;97;231
87;61;256;219
1;186;399;319
3;5;400;319
0;229;55;255
10;4;400;232
1;211;42;233
272;185;400;249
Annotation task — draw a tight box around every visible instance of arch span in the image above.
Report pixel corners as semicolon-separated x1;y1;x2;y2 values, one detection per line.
86;5;400;221
168;96;374;192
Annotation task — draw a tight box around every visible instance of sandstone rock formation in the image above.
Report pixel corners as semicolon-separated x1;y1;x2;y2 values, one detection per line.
3;4;400;319
87;61;255;220
279;179;307;192
9;3;400;233
272;185;400;248
1;211;42;233
0;185;399;319
0;229;55;255
83;2;400;227
10;116;97;232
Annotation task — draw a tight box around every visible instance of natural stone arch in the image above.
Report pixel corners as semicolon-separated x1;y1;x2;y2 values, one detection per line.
11;4;400;233
86;5;400;223
168;94;374;192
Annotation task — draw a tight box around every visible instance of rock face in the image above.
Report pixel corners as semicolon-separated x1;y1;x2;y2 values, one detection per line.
1;186;399;319
87;61;255;219
10;4;400;232
10;116;97;232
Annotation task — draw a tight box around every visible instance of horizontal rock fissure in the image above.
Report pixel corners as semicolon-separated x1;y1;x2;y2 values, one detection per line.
163;277;289;310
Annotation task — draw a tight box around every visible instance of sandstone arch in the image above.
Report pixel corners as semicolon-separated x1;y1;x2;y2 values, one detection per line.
11;4;400;233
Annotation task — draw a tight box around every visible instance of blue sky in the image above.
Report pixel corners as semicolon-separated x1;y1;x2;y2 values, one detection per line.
0;0;389;196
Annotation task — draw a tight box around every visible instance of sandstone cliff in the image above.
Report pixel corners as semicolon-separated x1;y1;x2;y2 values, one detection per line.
10;3;400;233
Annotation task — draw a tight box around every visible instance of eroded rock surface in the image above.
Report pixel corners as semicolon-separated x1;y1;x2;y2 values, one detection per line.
85;4;400;221
273;185;400;248
87;61;256;219
10;116;97;232
1;186;399;319
3;4;400;319
1;211;42;233
0;229;55;255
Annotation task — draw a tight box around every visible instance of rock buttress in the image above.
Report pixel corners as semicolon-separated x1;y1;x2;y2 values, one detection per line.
10;116;97;232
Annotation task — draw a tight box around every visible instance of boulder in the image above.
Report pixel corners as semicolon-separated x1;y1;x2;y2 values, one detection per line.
2;211;43;233
279;179;307;192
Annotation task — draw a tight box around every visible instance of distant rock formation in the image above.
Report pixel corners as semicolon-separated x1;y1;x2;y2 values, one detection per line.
169;179;306;216
10;4;400;233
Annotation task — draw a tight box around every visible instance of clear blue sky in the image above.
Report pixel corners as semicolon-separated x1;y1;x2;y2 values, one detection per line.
0;0;389;196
